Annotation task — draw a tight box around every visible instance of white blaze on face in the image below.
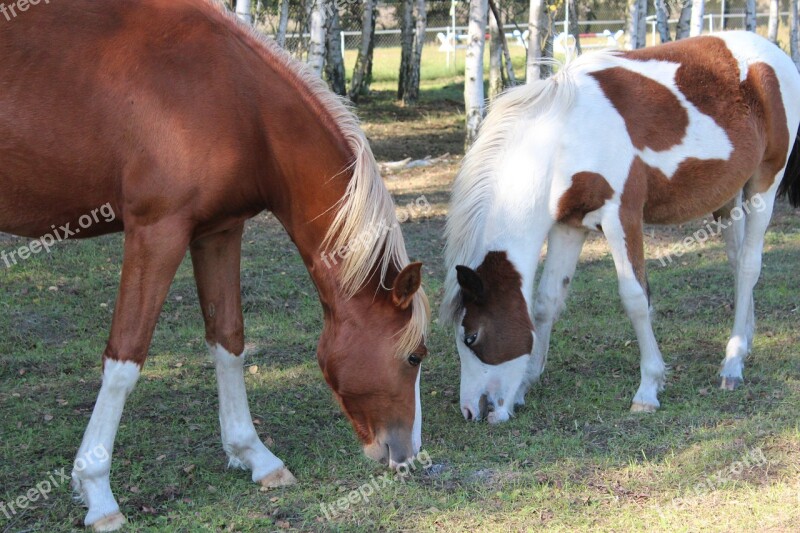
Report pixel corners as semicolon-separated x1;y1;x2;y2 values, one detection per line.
457;323;531;424
412;366;422;454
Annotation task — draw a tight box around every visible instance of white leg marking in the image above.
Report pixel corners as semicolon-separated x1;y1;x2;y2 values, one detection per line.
72;360;140;529
602;210;665;411
529;224;587;387
720;193;775;385
210;343;289;484
412;367;422;455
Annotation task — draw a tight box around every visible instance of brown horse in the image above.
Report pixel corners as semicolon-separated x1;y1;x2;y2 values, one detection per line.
0;0;428;530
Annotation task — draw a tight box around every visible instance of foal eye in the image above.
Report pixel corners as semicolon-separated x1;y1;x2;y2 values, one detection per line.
407;354;422;367
464;333;478;347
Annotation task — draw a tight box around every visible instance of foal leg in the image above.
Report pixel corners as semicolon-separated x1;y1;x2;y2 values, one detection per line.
719;190;776;390
518;224;587;404
72;221;191;531
602;208;666;412
190;225;296;488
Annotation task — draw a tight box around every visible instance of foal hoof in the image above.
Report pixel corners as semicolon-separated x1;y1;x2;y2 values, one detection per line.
90;512;127;532
259;467;297;489
720;376;742;391
630;402;658;413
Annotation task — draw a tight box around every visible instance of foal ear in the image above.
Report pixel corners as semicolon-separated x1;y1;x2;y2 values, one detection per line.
392;262;423;310
456;265;484;304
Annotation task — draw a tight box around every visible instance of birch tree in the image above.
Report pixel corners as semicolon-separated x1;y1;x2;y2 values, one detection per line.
655;0;672;43
277;0;289;47
568;0;582;55
745;0;757;32
235;0;252;24
527;0;548;82
308;0;327;75
404;0;427;104
349;0;378;101
325;4;346;96
626;0;647;49
398;0;414;100
489;0;518;86
676;1;692;39
489;4;503;100
689;0;704;36
792;0;800;69
465;0;488;146
768;0;780;43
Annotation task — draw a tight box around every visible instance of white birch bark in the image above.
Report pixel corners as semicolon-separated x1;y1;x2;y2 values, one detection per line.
235;0;252;24
689;0;704;37
307;0;327;75
489;6;503;100
626;0;647;50
791;0;800;70
465;0;488;147
277;0;290;47
526;0;546;82
768;0;780;44
655;0;672;43
745;0;757;32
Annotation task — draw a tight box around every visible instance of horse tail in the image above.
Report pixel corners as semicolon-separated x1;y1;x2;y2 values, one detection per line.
777;125;800;208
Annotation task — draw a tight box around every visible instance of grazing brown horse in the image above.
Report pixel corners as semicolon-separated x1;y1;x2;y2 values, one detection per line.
441;31;800;423
0;0;428;529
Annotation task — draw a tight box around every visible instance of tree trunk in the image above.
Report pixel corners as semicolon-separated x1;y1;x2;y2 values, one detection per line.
277;0;289;47
626;0;647;49
527;0;547;82
325;3;346;96
745;0;757;32
402;0;427;104
676;1;692;40
465;0;488;147
489;0;518;86
655;0;672;43
349;0;377;101
792;0;800;69
308;0;327;75
768;0;780;43
235;0;252;24
568;0;582;55
398;0;414;100
689;0;704;36
489;5;503;100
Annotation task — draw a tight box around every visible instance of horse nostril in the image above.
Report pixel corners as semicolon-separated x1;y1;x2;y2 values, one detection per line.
478;394;490;419
462;406;474;420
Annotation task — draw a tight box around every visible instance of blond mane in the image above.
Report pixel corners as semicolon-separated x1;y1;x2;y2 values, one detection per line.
206;0;429;356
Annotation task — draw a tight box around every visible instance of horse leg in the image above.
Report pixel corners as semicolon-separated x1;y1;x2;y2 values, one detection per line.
190;225;297;488
720;189;776;390
517;224;587;405
714;193;755;357
72;220;191;531
602;209;666;412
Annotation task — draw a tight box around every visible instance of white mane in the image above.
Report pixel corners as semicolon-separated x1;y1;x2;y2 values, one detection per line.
440;64;581;326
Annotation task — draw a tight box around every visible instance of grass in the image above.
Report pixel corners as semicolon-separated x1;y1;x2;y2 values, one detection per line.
2;54;800;532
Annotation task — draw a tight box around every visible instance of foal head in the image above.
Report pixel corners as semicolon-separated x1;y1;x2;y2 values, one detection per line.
317;262;428;468
452;252;534;423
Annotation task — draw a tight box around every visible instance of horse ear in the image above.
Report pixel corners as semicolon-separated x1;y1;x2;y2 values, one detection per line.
456;265;484;304
392;262;423;310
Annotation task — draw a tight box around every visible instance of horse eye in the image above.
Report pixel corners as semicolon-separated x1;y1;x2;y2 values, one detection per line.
407;354;422;367
464;333;478;347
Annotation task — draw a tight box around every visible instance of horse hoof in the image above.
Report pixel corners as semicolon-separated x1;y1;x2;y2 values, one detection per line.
630;402;658;413
259;467;297;489
90;512;127;532
720;376;742;391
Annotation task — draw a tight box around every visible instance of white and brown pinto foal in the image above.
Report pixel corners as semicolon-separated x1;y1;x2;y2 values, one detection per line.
441;31;800;423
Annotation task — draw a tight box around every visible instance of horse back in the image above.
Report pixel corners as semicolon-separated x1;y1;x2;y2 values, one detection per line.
0;0;267;239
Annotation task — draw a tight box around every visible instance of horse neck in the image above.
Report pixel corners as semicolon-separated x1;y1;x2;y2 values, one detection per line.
252;80;361;306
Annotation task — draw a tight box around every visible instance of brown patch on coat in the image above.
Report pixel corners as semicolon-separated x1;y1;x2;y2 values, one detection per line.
620;158;649;293
556;172;614;227
590;67;689;152
460;252;533;365
617;37;789;224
